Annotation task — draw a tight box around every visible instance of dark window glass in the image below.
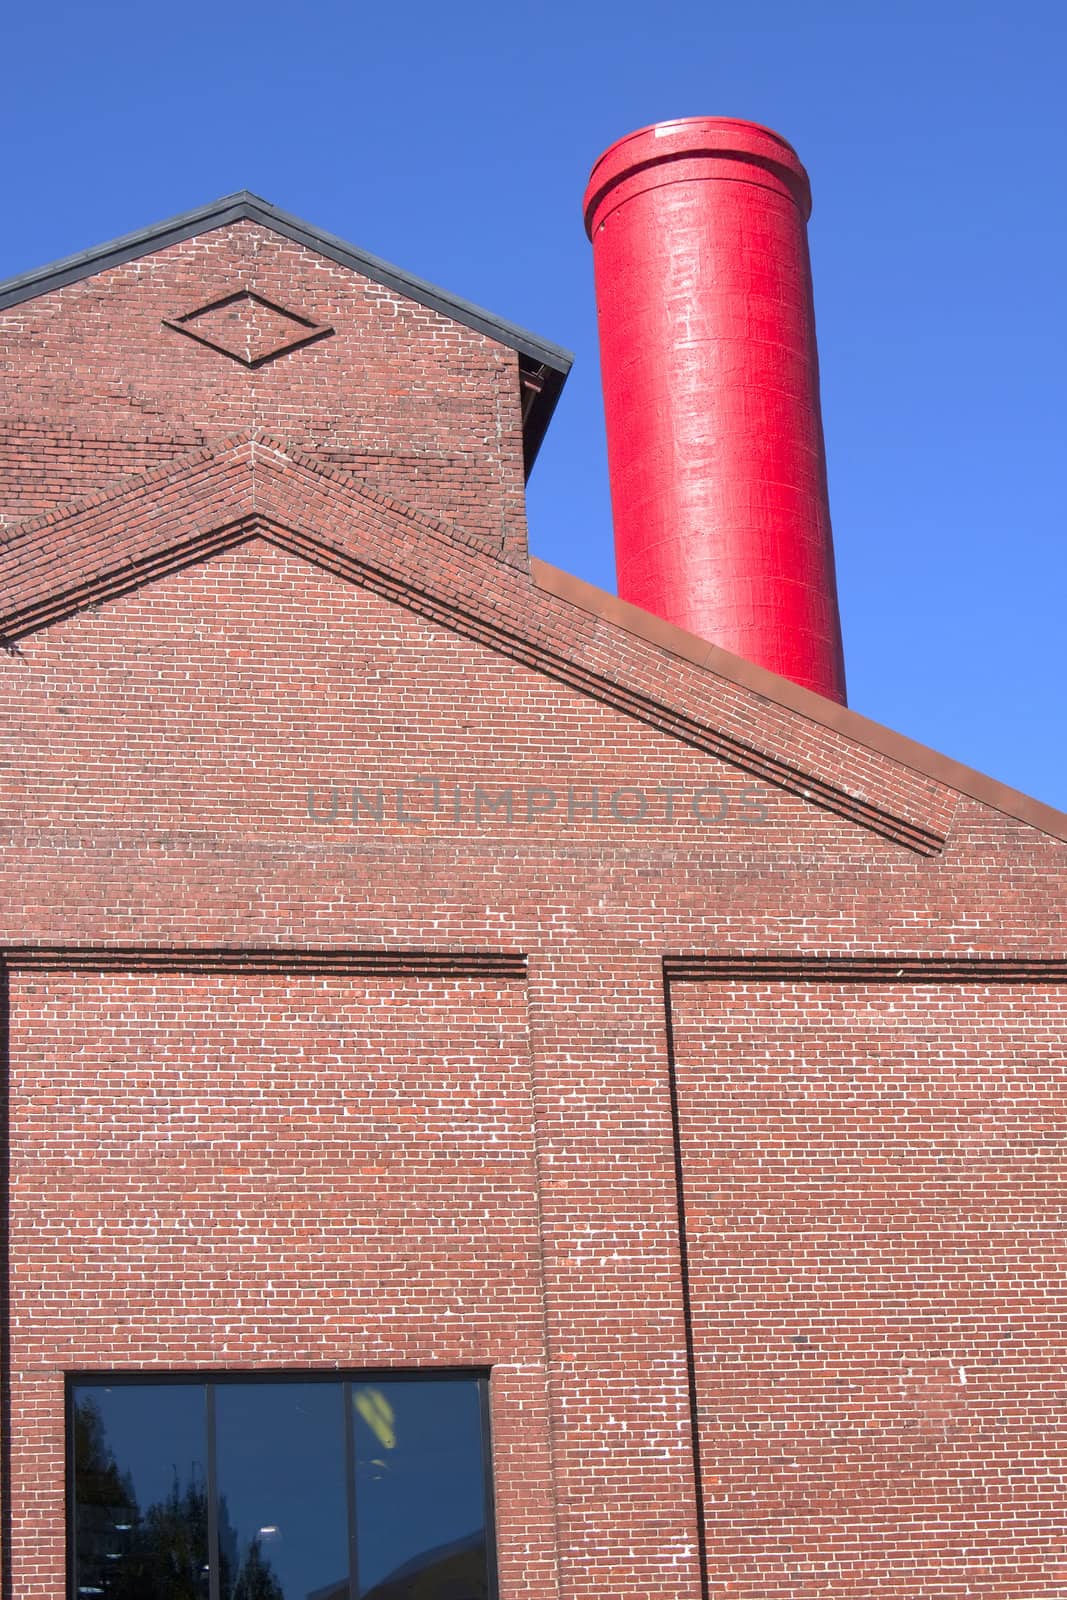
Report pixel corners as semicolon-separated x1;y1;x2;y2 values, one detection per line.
72;1383;209;1600
70;1376;493;1600
353;1381;488;1599
215;1383;348;1600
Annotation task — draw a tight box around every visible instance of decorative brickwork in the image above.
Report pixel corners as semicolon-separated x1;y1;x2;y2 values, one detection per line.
0;218;530;560
162;288;334;367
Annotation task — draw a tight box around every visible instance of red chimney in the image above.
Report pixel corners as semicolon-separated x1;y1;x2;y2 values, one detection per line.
584;117;847;704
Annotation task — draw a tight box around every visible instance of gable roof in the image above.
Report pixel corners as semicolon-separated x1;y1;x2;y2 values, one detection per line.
530;559;1067;849
3;430;1064;856
0;191;573;475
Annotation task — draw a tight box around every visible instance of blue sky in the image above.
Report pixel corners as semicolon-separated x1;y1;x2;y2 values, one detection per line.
3;0;1064;810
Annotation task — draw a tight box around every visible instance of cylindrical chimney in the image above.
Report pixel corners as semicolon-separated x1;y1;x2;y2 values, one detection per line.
583;117;847;703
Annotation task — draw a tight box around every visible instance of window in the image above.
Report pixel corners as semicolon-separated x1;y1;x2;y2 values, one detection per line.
68;1373;496;1600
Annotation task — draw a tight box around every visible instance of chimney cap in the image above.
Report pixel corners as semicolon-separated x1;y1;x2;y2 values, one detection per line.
583;116;812;237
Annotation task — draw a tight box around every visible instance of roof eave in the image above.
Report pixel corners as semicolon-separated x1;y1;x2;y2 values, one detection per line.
530;557;1067;846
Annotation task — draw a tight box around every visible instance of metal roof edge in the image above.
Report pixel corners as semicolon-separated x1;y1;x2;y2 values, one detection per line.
530;557;1067;847
0;191;573;369
0;194;261;311
0;191;573;475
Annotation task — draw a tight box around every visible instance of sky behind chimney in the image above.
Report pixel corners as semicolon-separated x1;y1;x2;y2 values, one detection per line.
2;0;1063;809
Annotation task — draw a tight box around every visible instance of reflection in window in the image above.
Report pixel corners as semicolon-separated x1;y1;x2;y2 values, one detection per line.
70;1375;494;1600
72;1384;209;1600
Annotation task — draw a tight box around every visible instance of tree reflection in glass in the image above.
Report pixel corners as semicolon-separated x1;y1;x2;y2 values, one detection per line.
73;1388;211;1600
71;1376;493;1600
215;1383;346;1600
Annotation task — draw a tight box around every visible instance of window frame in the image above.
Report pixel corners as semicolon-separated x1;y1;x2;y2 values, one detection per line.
66;1368;499;1600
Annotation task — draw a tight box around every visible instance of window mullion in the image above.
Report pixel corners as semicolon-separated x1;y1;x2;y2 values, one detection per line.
480;1377;500;1600
65;1381;77;1600
343;1379;360;1600
206;1382;221;1600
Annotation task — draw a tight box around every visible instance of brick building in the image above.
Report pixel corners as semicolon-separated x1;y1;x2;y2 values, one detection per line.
1;128;1065;1600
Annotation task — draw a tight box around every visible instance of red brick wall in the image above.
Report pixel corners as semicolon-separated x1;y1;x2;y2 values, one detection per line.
1;537;1064;1600
1;220;1066;1600
0;222;528;560
0;422;205;524
6;969;556;1600
671;978;1067;1600
0;538;918;947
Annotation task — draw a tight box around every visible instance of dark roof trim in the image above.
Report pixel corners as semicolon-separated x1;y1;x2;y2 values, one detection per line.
531;557;1067;847
0;190;573;477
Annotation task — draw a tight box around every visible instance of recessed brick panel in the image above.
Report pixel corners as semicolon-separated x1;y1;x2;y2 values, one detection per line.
671;979;1067;1600
6;969;554;1600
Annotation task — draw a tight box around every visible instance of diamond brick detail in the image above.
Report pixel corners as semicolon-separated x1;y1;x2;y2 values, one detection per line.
163;290;333;367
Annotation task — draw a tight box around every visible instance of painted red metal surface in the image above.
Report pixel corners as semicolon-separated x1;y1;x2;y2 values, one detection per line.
584;117;847;703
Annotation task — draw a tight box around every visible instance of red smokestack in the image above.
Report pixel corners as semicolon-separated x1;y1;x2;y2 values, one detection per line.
583;117;847;704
